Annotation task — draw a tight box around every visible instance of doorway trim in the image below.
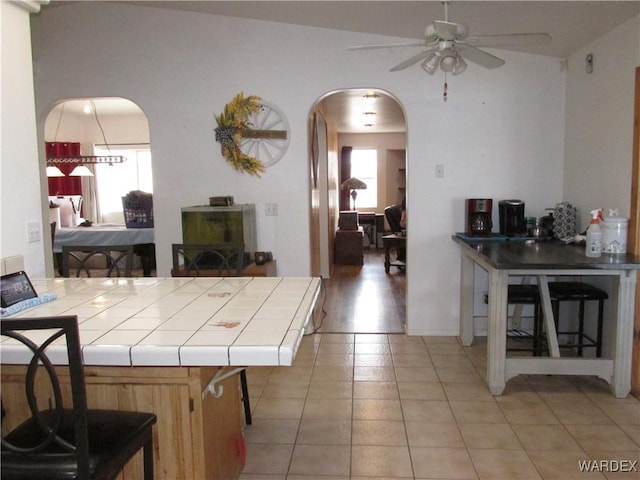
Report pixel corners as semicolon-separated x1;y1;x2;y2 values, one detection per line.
630;66;639;398
308;88;408;279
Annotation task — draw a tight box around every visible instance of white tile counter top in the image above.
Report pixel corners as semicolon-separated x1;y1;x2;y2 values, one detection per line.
1;276;321;367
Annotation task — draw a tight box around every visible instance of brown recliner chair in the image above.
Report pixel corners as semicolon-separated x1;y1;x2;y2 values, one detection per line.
384;204;403;234
384;204;405;262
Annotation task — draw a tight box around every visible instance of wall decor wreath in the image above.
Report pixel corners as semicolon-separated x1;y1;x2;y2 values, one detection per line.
214;93;265;177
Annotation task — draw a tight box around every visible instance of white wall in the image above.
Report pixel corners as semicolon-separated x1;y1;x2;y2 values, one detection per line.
1;1;47;277
20;2;588;335
44;107;150;146
564;16;640;228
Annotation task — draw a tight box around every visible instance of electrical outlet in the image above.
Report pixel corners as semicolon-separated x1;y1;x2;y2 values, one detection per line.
265;203;278;216
27;222;41;243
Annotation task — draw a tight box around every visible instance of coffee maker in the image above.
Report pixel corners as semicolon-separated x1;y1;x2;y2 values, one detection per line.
466;199;493;236
499;199;525;236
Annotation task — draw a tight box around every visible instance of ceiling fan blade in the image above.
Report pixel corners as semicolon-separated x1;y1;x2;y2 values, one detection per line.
432;20;459;40
466;33;551;48
390;49;436;72
348;42;425;51
456;44;505;69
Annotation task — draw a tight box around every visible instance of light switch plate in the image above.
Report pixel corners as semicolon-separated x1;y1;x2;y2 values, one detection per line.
27;221;41;243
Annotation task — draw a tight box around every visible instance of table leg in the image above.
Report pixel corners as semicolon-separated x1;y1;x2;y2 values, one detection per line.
611;270;636;398
134;243;156;277
537;275;560;357
486;269;508;395
459;253;475;346
384;243;391;273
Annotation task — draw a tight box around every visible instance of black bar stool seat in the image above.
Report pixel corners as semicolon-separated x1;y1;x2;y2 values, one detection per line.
548;281;608;357
485;284;546;355
507;284;546;355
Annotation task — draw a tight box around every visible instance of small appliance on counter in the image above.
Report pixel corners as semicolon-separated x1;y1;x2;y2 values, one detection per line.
465;198;493;236
498;199;525;236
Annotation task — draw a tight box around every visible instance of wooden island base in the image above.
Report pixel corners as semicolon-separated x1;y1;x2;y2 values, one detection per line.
1;365;244;480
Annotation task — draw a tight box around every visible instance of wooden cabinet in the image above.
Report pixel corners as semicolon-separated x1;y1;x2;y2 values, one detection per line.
1;365;244;480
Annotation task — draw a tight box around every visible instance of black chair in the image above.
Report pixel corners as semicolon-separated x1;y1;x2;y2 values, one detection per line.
1;316;157;480
171;243;244;277
61;245;134;278
548;281;608;357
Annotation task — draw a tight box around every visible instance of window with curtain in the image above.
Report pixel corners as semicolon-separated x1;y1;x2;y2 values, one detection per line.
93;146;152;223
350;149;378;209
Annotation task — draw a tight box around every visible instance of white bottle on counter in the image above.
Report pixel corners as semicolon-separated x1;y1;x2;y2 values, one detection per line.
585;209;602;258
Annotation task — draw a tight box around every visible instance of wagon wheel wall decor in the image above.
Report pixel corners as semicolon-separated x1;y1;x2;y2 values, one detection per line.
214;93;290;176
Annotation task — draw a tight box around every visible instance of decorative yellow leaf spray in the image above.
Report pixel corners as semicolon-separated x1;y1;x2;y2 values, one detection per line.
214;93;265;177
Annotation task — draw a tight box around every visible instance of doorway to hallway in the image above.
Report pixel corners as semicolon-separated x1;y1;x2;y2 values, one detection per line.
316;249;406;333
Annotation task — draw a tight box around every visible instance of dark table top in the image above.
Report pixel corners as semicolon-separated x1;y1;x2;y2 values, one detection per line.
452;234;640;270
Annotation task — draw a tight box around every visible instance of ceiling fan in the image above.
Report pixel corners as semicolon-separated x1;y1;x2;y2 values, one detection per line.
349;1;551;76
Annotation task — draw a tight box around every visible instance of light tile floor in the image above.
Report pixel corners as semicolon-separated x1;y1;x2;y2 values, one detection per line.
239;333;640;480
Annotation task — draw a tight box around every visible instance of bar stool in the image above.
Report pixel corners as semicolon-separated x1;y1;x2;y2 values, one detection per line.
506;284;546;355
485;284;546;355
548;281;608;357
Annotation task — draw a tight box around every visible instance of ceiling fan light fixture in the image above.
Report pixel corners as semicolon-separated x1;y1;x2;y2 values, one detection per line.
439;48;458;72
452;56;467;75
421;51;440;75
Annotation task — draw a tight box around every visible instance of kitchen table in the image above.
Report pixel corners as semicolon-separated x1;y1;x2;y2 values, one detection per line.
53;225;155;276
452;235;640;398
1;276;321;479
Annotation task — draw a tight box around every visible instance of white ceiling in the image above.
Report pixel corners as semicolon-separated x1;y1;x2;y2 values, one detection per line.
128;1;639;59
46;1;639;133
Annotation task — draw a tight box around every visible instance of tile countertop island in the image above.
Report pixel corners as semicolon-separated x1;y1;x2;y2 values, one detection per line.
452;234;640;399
1;276;322;480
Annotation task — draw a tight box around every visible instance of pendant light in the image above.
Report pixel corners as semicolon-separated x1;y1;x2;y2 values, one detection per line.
46;100;125;168
69;165;94;177
46;166;65;177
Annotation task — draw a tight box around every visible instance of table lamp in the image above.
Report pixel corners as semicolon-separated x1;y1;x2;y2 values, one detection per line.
341;177;367;210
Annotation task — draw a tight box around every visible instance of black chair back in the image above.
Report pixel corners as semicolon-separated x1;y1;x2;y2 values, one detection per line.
61;245;134;277
1;316;157;480
171;243;245;277
1;316;91;477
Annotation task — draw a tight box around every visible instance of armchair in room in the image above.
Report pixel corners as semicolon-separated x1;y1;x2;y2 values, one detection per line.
383;204;406;265
384;204;404;234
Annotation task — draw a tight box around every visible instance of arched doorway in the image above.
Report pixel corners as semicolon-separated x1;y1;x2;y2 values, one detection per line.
43;97;153;276
308;88;407;332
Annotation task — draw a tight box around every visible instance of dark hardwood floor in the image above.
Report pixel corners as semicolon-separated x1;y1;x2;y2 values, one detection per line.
314;248;406;334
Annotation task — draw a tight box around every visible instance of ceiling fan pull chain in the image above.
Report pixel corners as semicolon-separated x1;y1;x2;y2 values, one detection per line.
443;73;448;102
